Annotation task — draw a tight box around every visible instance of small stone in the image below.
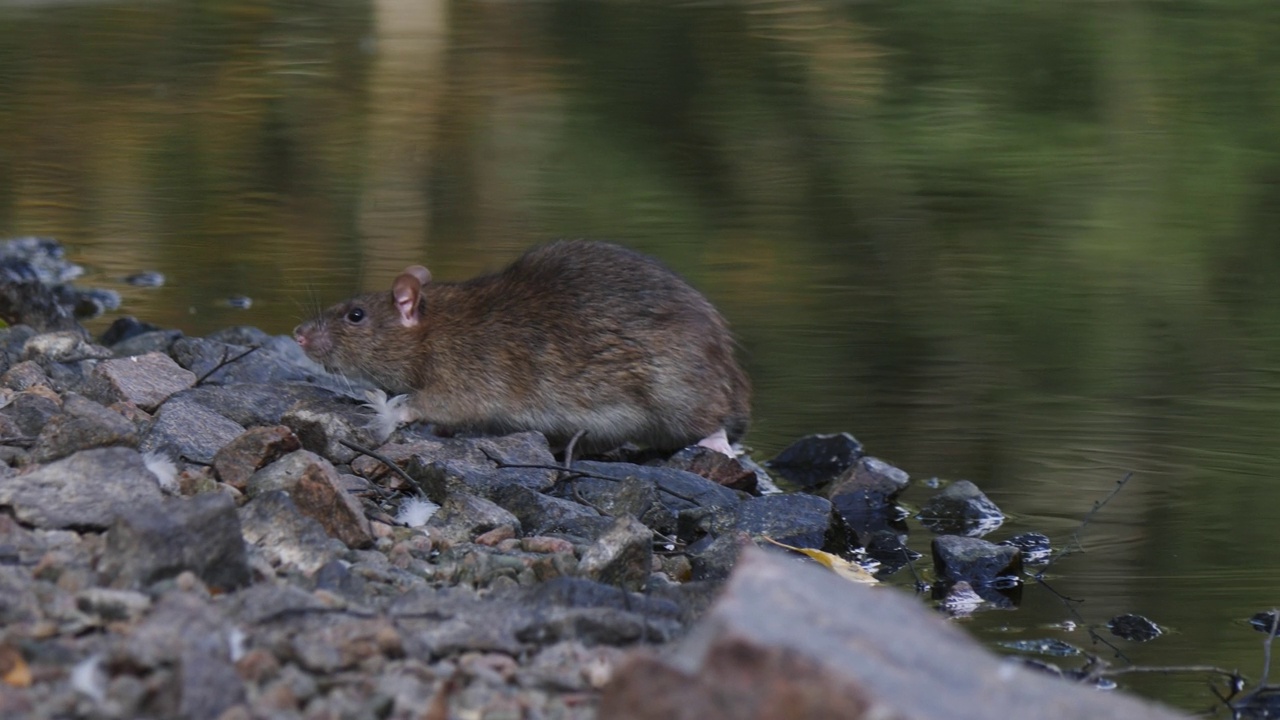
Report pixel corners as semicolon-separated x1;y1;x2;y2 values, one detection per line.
140;395;246;465
665;446;757;492
28;392;139;464
931;535;1022;604
238;490;345;574
571;461;740;515
75;588;153;623
281;398;379;465
1107;614;1163;642
2;390;61;436
0;360;50;391
490;485;610;539
1000;532;1052;564
83;352;196;412
99;316;163;346
476;525;517;546
733;493;842;550
100;492;251;592
21;331;112;364
578;515;653;592
522;536;576;555
212;426;301;491
425;491;522;546
247;451;373;549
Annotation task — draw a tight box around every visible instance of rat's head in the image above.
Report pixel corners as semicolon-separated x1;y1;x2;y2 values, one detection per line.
294;265;432;391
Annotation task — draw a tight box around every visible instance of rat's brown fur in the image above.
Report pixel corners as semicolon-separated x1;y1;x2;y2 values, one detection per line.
295;241;750;453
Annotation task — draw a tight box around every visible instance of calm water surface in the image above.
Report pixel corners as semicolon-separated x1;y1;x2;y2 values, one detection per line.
4;0;1280;711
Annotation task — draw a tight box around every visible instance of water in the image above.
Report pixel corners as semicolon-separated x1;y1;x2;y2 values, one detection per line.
4;0;1280;711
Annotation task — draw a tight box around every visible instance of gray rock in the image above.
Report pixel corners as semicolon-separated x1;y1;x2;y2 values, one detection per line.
75;588;152;624
166;383;335;427
21;330;112;364
140;394;245;465
766;432;865;488
490;485;610;539
571;474;675;536
919;480;1004;537
733;493;840;550
108;329;184;357
100;492;251;592
171;334;342;389
0;359;51;391
246;450;373;549
685;532;748;582
238;490;346;574
664;446;758;493
2;390;61;436
571;461;740;514
0;565;41;625
398;432;559;501
180;627;248;720
931;535;1022;596
426;491;522;546
281;396;379;465
0;447;163;529
211;425;302;491
577;515;653;592
600;548;1188;720
82;351;196;411
29;393;139;464
827;455;911;544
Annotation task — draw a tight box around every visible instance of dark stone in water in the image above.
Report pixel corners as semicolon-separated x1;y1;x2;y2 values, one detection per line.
827;456;910;544
227;295;252;309
919;480;1004;537
732;493;843;551
1250;610;1280;635
931;535;1022;606
1107;613;1162;642
572;460;740;515
863;529;920;577
101;316;163;347
1000;532;1052;564
766;432;864;488
997;638;1083;657
124;271;165;287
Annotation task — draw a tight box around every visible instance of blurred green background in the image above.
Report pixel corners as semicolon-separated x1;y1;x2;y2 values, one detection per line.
4;0;1280;710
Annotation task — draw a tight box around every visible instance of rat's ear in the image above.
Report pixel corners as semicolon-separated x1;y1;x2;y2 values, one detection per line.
392;266;430;327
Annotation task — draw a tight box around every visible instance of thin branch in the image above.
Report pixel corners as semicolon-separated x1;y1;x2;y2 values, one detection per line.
339;438;430;499
195;345;260;385
1040;471;1133;575
481;451;701;505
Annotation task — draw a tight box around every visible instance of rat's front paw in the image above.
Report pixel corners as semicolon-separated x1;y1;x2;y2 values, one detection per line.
363;389;412;442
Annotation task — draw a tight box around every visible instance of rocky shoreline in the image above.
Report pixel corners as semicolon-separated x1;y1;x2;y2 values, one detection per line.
0;275;1191;717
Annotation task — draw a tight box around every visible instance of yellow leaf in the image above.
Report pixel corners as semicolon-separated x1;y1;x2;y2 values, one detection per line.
0;645;31;688
761;536;879;585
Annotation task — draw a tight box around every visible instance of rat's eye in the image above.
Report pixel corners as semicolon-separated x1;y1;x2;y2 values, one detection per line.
345;308;366;323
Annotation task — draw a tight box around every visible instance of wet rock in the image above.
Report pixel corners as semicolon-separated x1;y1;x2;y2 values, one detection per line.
577;515;653;592
733;493;842;550
1001;532;1052;565
1250;610;1280;635
826;456;910;544
0;447;163;529
82;352;196;412
1108;614;1163;642
212;425;302;491
29;393;139;464
0;281;82;333
246;450;373;549
766;432;864;488
664;446;757;492
919;480;1005;536
490;485;611;539
571;461;740;515
394;432;559;500
100;492;251;592
931;535;1022;604
426;491;522;546
238;490;346;574
99;316;164;347
686;532;748;582
600;547;1186;720
140;394;246;465
862;529;920;576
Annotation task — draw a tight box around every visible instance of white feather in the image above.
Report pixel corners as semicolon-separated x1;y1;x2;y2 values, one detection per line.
363;389;411;442
395;497;440;527
70;654;107;703
142;451;179;493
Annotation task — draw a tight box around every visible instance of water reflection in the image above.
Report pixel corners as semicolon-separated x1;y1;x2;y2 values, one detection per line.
3;0;1280;709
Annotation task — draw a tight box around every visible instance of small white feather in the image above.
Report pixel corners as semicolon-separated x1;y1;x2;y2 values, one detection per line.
142;451;179;493
395;497;440;527
363;389;411;442
70;653;107;703
228;627;248;662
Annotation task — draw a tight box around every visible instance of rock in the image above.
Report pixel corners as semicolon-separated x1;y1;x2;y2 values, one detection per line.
247;451;373;549
489;485;610;540
21;331;111;364
686;532;748;581
0;360;51;391
571;461;740;515
99;492;251;592
766;432;864;488
0;282;82;333
99;316;164;347
827;456;910;545
29;393;139;464
171;335;343;389
75;588;152;624
520;577;686;645
166;384;335;428
1001;532;1052;565
238;490;346;574
664;446;757;492
733;493;845;550
426;491;522;546
2;390;61;436
140;394;246;465
313;559;369;602
212;426;302;491
570;474;675;537
1108;614;1163;642
0;447;163;529
110;329;185;358
599;547;1189;720
931;535;1022;604
395;432;560;500
577;515;653;591
281;397;379;465
919;480;1004;536
82;352;196;412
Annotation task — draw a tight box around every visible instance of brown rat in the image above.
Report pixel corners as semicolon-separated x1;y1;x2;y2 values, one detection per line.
294;240;750;454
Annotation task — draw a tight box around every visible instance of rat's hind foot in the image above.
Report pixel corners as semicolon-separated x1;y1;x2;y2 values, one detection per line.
696;427;736;457
363;390;412;442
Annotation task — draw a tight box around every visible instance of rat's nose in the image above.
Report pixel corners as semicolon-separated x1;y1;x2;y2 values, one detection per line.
293;325;308;348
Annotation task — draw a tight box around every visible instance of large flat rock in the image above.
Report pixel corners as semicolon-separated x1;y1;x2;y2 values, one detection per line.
600;548;1190;720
